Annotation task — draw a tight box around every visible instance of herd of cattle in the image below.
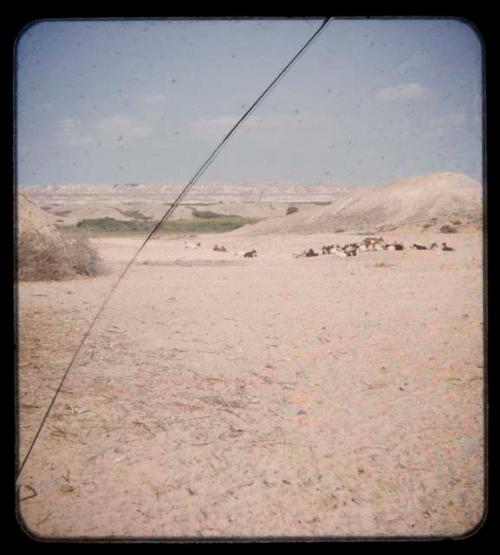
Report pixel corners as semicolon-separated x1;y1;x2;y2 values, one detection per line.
184;237;455;259
293;237;455;258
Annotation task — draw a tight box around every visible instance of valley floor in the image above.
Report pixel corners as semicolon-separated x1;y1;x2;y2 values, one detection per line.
17;230;485;539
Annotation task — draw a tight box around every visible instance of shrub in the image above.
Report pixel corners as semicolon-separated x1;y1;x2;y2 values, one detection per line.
18;231;103;281
159;216;259;234
116;209;151;220
440;225;457;233
192;210;227;219
286;206;299;216
70;235;103;276
76;217;153;232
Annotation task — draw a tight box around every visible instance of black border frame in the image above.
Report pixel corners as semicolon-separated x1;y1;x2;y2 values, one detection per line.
7;11;493;545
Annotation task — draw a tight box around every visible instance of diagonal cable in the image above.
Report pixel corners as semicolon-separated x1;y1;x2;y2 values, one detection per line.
17;17;331;480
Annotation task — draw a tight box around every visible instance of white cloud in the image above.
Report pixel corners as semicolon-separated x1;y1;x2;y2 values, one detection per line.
38;102;55;112
55;114;153;147
189;111;324;138
432;112;467;128
189;115;237;134
57;118;80;130
375;83;428;100
245;112;322;130
141;93;168;105
70;136;96;147
428;112;470;139
95;114;153;140
397;50;430;77
56;118;94;146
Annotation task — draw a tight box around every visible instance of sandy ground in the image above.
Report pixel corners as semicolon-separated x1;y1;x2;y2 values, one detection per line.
17;230;485;539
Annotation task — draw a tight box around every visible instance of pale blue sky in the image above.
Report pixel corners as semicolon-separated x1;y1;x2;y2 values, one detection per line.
16;18;483;187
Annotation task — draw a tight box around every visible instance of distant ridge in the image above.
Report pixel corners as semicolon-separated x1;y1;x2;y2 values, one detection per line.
234;172;482;235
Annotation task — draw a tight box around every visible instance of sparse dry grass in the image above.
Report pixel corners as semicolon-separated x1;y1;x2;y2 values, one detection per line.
18;230;104;281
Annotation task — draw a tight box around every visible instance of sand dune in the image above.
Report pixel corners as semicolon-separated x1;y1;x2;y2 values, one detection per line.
235;172;482;236
17;193;59;236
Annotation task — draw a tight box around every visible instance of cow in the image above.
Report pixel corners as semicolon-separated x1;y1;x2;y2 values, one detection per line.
363;237;384;251
442;243;454;252
332;248;347;258
343;244;358;256
305;248;319;257
244;249;257;258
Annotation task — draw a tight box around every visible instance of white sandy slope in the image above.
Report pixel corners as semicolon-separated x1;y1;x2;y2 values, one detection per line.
17;193;59;236
235;172;483;236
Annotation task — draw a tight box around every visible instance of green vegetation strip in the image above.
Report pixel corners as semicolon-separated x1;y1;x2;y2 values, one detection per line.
57;215;261;236
191;209;240;219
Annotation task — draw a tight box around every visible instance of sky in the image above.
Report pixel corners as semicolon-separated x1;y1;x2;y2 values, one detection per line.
16;18;483;187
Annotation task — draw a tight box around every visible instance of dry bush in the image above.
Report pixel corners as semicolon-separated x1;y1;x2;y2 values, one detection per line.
18;231;104;281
